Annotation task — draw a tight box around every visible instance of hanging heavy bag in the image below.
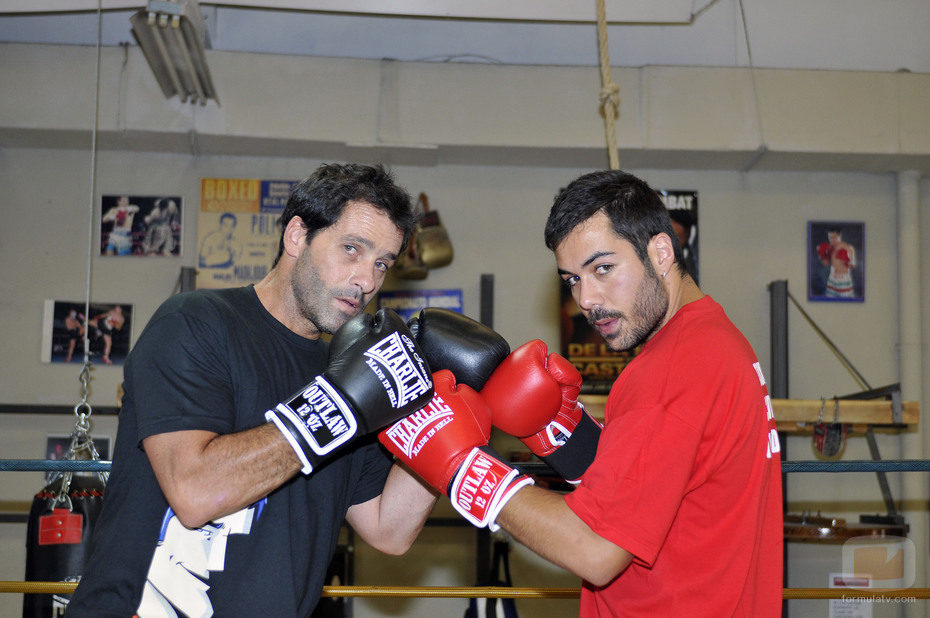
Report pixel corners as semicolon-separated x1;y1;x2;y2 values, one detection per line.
415;193;453;269
464;539;518;618
812;397;848;458
813;422;848;457
23;432;107;618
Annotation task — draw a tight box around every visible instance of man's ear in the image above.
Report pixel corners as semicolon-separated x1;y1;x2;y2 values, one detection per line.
282;216;307;259
650;232;676;278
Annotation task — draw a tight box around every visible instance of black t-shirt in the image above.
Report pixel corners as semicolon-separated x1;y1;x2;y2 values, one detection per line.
67;286;393;617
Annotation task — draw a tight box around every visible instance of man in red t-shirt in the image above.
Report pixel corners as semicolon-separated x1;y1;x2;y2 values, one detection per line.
501;169;782;615
381;169;782;616
563;296;782;615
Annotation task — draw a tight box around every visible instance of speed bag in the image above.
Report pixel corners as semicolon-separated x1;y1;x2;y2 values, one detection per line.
23;473;105;617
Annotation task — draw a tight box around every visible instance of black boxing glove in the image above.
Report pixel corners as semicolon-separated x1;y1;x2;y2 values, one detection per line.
408;308;510;392
266;309;434;474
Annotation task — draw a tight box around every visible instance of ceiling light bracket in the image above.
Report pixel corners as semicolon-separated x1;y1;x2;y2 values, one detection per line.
130;0;219;105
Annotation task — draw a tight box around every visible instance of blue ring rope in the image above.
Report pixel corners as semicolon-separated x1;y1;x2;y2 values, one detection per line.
782;460;930;473
0;460;112;472
3;459;930;474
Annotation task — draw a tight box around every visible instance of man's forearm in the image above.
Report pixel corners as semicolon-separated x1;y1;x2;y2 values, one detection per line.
348;463;438;555
496;485;632;587
144;423;301;528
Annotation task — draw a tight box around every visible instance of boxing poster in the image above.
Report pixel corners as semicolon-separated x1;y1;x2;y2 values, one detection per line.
808;220;865;302
100;194;182;257
196;178;296;289
41;299;133;366
560;189;698;395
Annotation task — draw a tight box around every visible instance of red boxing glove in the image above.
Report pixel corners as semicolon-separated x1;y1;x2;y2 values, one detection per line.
482;340;603;483
379;370;533;529
835;247;852;266
816;242;831;261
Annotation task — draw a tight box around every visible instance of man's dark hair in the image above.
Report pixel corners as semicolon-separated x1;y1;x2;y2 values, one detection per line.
544;169;684;268
272;163;417;267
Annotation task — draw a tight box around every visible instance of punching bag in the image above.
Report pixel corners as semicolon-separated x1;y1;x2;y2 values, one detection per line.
23;433;107;617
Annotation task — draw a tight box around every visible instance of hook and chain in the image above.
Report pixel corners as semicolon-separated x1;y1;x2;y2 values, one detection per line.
52;361;108;509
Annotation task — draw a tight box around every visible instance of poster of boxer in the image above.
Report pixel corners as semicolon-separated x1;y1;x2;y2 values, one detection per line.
196;178;296;289
41;299;133;365
808;220;865;302
560;190;698;395
100;194;182;257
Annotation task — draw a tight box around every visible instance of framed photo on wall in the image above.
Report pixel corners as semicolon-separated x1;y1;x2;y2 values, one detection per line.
41;300;134;365
808;221;865;302
100;194;182;257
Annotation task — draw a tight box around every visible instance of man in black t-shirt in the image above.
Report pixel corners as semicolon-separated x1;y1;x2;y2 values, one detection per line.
69;164;440;617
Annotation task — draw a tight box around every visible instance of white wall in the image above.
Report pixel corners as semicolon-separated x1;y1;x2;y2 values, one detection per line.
1;147;925;615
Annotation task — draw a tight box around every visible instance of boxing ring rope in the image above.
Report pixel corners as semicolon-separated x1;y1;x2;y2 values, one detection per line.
2;581;930;601
4;458;930;601
0;460;112;473
7;459;930;474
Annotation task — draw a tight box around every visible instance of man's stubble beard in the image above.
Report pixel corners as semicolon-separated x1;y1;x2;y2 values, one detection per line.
590;260;668;353
291;253;363;336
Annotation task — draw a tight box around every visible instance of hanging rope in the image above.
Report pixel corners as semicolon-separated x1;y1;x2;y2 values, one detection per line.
74;0;103;416
594;0;621;170
81;1;103;375
69;0;105;463
737;0;768;170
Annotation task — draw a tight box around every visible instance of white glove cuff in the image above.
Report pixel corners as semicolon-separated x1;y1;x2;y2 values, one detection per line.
450;447;534;530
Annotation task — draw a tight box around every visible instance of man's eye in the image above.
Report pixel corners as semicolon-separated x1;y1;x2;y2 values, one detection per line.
344;245;357;255
562;277;578;288
375;261;389;272
595;264;612;275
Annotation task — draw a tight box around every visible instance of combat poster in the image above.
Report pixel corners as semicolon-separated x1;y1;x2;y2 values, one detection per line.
42;299;133;366
100;194;182;257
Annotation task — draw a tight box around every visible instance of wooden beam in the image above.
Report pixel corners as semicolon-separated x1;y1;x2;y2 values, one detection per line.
578;395;919;429
773;399;918;425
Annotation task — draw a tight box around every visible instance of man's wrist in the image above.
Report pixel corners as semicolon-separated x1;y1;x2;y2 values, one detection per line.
449;447;534;529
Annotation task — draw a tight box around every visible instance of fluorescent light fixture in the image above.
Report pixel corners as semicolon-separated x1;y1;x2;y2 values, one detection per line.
130;0;218;105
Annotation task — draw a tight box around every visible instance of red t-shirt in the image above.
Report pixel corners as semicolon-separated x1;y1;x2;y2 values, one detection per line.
565;296;783;617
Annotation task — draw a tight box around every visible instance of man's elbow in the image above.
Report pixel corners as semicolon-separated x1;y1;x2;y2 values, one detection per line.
169;499;213;530
372;532;418;557
164;487;227;530
579;550;633;587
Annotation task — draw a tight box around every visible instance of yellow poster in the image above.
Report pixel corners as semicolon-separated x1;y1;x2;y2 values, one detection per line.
196;178;297;289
